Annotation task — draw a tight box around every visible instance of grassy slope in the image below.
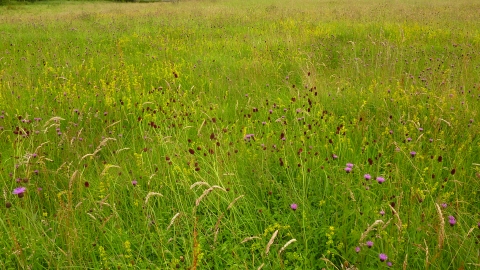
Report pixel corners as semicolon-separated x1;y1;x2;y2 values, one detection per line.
0;0;479;268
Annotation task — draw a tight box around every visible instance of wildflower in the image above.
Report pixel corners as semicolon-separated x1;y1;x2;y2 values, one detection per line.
387;262;393;267
407;138;412;142
377;177;385;184
379;253;388;262
364;174;371;180
346;163;354;168
244;134;254;141
6;202;12;208
410;151;416;157
13;187;26;198
429;138;433;143
389;130;393;134
332;154;338;159
441;203;447;208
355;246;361;253
448;216;456;226
477;222;480;229
132;180;138;187
366;241;373;248
290;203;298;211
345;167;352;173
379;210;385;216
418;127;423;131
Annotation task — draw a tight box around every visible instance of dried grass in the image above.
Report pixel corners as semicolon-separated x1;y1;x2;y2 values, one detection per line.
241;236;260;244
278;239;296;255
195;186;226;207
265;229;278;255
227;195;244;210
389;203;403;232
213;213;225;243
434;203;445;250
190;181;211;190
167;212;181;230
145;192;163;205
79;137;116;163
359;220;384;243
68;170;78;190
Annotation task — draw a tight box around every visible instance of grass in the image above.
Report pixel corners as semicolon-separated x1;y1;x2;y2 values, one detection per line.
1;0;480;268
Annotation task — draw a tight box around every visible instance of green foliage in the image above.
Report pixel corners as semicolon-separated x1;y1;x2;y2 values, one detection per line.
0;0;479;268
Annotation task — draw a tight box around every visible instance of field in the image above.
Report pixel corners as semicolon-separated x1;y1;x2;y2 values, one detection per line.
1;0;480;268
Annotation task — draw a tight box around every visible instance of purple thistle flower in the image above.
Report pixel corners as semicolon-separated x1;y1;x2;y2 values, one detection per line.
448;216;456;226
290;203;298;211
407;137;412;142
410;151;417;157
389;130;393;134
244;134;255;141
429;138;433;143
364;174;371;180
332;154;338;159
379;210;385;216
441;203;448;209
346;163;354;168
355;246;361;253
345;167;352;173
418;127;424;131
377;177;385;184
379;253;388;262
477;222;480;229
387;262;393;267
132;180;138;187
13;187;26;198
13;187;26;194
366;241;373;248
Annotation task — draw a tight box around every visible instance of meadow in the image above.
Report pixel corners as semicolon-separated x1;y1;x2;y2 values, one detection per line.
1;0;480;268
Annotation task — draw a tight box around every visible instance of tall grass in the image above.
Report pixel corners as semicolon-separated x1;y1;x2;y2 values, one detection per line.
1;0;479;268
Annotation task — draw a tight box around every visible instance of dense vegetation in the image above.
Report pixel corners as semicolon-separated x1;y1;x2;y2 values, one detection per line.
1;0;479;268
